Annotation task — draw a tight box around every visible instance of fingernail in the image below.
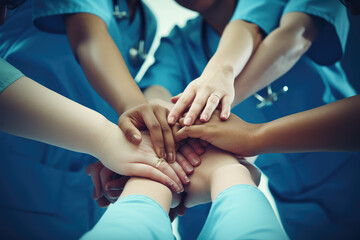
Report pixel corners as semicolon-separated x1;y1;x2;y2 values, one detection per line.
168;116;175;124
184;175;190;183
132;134;141;142
168;152;174;162
184;117;192;126
185;165;193;173
201;114;208;121
191;156;200;166
177;185;184;193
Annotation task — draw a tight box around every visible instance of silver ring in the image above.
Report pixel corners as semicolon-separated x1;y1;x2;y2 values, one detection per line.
210;93;221;99
155;158;165;168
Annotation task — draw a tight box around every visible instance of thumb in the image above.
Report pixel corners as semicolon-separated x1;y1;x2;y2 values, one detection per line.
174;125;205;142
118;117;142;145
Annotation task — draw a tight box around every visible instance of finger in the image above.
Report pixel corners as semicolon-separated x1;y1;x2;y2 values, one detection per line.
187;138;205;155
126;163;183;193
105;176;130;191
100;167;117;200
97;196;111;208
104;190;123;200
168;90;196;125
141;109;166;159
177;201;187;216
179;143;201;166
175;152;194;174
200;93;221;122
183;93;208;126
156;161;184;192
170;93;182;104
118;117;142;144
169;160;190;185
199;139;209;147
220;95;231;120
175;125;205;143
86;162;104;200
154;107;176;163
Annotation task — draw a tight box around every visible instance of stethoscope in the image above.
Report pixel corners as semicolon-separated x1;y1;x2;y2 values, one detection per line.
201;21;288;109
113;0;147;67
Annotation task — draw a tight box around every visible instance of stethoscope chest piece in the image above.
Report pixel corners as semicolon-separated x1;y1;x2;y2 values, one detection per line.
254;85;288;109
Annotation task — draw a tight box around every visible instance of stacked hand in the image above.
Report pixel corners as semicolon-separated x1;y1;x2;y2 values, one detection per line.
168;62;235;126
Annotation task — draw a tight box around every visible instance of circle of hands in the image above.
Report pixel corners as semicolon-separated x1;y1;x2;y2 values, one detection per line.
86;99;260;220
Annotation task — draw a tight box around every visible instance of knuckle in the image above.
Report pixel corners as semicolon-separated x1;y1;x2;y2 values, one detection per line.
150;122;161;130
159;162;169;172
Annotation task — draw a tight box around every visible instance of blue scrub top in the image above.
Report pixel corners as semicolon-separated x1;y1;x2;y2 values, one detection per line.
140;0;360;239
0;58;24;93
0;0;156;239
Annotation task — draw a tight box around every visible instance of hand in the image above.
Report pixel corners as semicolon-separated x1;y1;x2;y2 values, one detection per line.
175;111;260;157
86;162;129;207
97;129;188;193
118;102;176;163
167;63;235;126
184;146;260;208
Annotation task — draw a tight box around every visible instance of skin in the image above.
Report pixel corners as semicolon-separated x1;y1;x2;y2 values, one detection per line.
175;95;360;155
63;7;176;163
166;0;263;126
233;12;325;104
0;76;185;193
118;145;257;212
174;1;360;155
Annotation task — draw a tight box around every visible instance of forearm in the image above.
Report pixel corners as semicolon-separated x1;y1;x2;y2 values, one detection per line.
120;177;173;213
64;13;147;115
0;77;115;157
233;12;321;105
143;85;172;102
255;95;360;153
206;19;262;81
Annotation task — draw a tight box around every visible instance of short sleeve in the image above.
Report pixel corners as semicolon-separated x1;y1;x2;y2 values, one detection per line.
81;195;174;240
32;0;113;34
283;0;349;65
230;0;286;34
0;58;24;93
139;27;188;96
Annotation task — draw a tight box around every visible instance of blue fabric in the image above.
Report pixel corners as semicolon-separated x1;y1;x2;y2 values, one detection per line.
283;0;349;65
82;187;287;240
81;195;175;240
0;58;24;93
139;2;360;239
198;185;288;240
231;0;286;34
0;0;156;238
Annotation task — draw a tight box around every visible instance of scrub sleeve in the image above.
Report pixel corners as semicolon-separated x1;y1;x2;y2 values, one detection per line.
32;0;113;34
283;0;349;65
198;185;288;240
81;195;175;240
0;58;24;93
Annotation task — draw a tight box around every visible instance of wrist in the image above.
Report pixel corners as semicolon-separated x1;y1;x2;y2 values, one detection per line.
91;119;123;162
210;164;255;201
120;97;148;114
205;58;236;81
252;122;272;155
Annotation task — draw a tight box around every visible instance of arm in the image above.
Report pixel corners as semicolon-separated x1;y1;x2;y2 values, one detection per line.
63;13;176;162
256;95;360;153
233;12;324;104
175;96;360;155
168;20;263;125
0;77;184;193
64;13;146;114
